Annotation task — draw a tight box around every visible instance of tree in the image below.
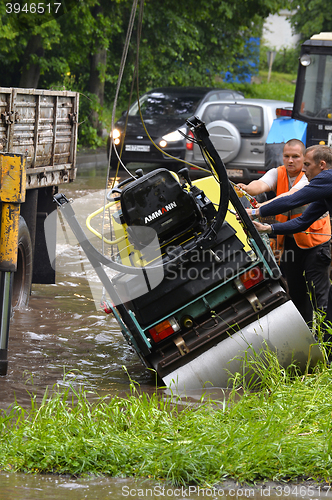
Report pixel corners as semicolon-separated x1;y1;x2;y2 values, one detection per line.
0;0;292;145
289;0;332;42
134;0;292;88
0;1;77;87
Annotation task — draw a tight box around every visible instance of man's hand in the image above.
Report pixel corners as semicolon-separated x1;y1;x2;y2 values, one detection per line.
252;220;272;233
245;208;260;219
236;179;270;197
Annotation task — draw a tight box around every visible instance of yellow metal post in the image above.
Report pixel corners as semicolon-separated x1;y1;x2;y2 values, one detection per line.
0;203;21;271
0;152;26;375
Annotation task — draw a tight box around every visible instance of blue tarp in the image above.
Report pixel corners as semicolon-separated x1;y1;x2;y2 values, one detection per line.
266;118;307;144
223;37;260;84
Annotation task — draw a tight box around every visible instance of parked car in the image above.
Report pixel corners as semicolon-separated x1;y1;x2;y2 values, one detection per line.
107;86;244;171
185;98;293;183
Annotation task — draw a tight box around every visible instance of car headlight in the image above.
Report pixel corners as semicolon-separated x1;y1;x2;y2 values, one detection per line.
111;128;121;145
159;127;186;147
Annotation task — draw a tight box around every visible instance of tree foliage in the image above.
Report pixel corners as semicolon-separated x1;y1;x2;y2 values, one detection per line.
135;0;291;88
290;0;332;42
0;0;291;145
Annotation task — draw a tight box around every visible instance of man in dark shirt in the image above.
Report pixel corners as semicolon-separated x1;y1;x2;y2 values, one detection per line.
248;144;332;323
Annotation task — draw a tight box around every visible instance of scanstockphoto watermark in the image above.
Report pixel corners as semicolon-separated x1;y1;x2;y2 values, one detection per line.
121;485;329;498
163;245;296;283
121;485;256;497
164;245;296;267
165;262;261;282
43;188;295;311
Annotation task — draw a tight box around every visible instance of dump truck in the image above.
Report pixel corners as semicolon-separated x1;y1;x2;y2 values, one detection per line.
0;87;79;375
266;32;332;165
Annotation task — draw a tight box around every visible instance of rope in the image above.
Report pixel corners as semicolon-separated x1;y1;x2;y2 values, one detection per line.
99;0;140;305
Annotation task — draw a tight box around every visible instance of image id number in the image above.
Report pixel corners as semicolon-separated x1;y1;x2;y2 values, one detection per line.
274;485;332;496
5;3;62;14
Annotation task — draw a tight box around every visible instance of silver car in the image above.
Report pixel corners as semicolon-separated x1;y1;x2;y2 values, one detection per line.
185;98;293;183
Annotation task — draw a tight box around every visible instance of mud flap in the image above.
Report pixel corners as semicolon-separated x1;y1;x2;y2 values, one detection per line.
160;300;323;392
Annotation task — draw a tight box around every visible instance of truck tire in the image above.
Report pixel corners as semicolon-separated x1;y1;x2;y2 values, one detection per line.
12;216;33;310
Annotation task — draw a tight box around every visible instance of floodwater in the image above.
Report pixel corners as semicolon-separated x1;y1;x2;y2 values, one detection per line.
0;165;157;410
0;164;325;499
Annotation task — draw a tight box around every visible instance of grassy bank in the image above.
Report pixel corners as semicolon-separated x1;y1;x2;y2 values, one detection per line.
223;71;297;103
239;71;297;102
0;348;332;485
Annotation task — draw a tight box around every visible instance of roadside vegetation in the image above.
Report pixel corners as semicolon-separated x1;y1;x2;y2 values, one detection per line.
2;0;329;148
0;339;332;485
237;71;297;102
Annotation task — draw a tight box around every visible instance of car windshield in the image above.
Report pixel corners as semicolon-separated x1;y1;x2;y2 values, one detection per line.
202;103;263;136
129;92;202;119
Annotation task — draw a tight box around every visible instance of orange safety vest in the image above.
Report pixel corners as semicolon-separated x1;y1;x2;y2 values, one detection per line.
275;165;331;253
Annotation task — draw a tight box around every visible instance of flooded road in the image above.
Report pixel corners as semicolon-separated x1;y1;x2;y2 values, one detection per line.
0;164;235;500
0;165;156;410
0;163;325;499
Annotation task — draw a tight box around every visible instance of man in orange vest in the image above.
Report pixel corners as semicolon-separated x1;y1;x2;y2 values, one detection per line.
237;139;331;323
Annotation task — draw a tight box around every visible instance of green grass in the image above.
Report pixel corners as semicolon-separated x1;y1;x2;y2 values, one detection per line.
1;342;332;485
233;71;297;102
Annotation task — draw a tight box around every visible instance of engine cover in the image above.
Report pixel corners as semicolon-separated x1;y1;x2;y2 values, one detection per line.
120;169;202;244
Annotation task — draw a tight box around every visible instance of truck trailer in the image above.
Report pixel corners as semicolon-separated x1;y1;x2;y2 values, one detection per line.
0;87;79;375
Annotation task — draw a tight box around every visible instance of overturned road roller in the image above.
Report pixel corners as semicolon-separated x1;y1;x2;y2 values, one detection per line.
54;117;323;391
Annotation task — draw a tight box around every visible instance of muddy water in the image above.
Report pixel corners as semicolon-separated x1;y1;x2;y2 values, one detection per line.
0;166;156;410
0;165;230;500
0;165;322;499
0;472;329;500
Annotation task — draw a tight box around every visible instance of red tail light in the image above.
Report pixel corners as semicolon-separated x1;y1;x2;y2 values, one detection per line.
234;266;264;293
276;108;292;117
186;130;194;151
149;317;180;343
240;267;264;289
